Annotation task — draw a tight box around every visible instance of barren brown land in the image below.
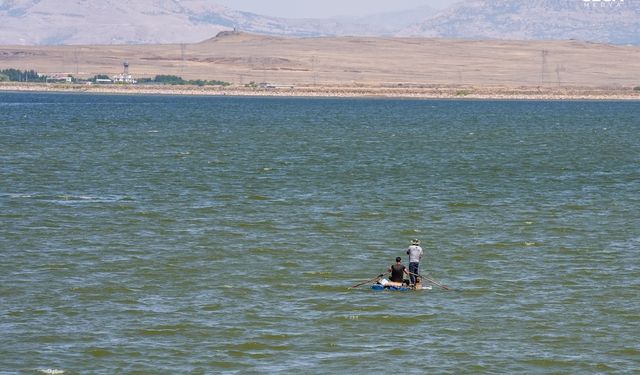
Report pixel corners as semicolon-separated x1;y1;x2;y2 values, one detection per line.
2;32;640;99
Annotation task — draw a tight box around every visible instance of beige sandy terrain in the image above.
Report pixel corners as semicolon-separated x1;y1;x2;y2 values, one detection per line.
3;82;639;100
1;33;640;98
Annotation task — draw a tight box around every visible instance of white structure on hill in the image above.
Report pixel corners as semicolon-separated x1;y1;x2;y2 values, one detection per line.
113;61;136;84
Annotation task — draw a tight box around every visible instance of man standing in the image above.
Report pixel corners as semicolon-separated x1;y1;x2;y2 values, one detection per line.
406;239;424;286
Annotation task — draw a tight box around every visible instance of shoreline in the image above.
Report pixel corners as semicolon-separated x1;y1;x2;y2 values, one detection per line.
2;82;640;100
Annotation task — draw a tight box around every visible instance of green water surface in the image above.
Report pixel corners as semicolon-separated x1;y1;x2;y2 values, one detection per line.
1;93;638;374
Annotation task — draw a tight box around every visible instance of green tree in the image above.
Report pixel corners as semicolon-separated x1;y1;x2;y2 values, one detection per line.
91;74;111;83
0;68;46;82
153;75;186;85
0;68;23;81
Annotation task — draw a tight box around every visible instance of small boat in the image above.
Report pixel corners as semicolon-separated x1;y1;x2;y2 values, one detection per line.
371;279;432;292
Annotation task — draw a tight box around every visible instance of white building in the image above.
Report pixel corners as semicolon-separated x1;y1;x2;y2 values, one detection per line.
112;74;136;84
47;74;73;83
113;61;136;84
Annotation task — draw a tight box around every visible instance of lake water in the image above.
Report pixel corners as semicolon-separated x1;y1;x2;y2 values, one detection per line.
1;92;639;374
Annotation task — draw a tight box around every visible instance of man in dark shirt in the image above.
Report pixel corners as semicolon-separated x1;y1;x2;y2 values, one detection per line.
388;257;409;284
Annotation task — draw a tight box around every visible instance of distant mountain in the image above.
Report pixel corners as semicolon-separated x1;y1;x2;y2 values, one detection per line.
0;0;379;45
351;5;438;35
400;0;640;45
1;0;639;45
1;0;224;44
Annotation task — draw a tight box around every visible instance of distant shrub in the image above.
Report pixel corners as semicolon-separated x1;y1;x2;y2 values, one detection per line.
203;80;230;86
188;79;228;86
91;74;111;83
152;75;229;86
634;86;640;92
0;73;9;81
154;75;186;85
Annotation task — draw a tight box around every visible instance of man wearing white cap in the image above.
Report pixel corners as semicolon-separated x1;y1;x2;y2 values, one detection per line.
406;239;424;286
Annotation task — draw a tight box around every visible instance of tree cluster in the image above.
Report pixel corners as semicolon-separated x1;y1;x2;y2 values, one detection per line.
138;75;229;86
0;68;47;82
0;68;229;86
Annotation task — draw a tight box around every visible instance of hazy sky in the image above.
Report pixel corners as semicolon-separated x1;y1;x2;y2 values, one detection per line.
215;0;460;18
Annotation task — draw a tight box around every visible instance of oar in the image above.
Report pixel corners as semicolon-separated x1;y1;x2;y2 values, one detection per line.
349;272;387;289
423;275;452;291
409;271;451;291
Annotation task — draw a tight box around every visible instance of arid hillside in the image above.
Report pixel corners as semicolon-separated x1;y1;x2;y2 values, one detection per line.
2;0;638;45
1;33;639;88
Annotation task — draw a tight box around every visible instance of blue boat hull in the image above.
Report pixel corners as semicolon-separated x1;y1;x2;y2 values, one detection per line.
371;284;411;292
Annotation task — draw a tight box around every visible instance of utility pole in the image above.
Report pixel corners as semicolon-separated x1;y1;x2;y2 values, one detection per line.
312;55;317;86
540;50;548;85
555;63;565;87
180;43;186;75
74;48;79;76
